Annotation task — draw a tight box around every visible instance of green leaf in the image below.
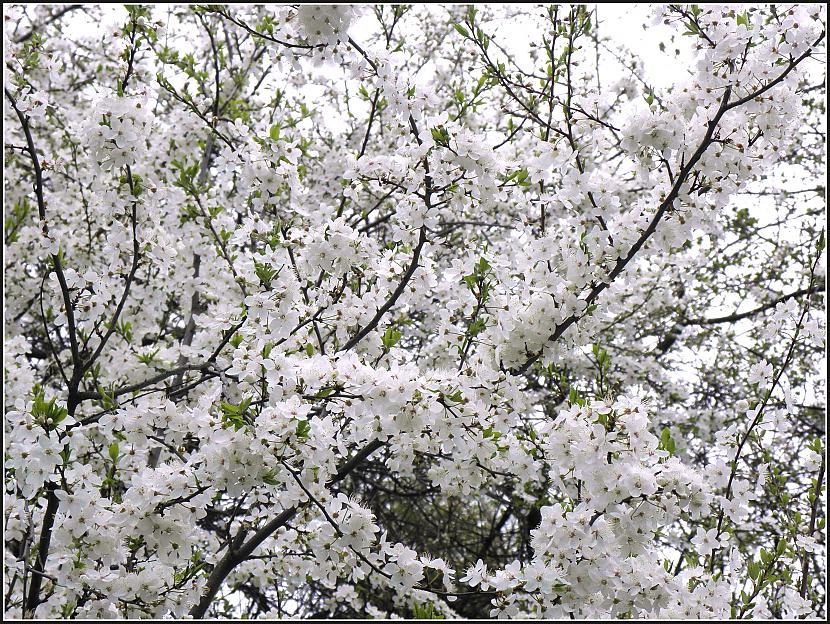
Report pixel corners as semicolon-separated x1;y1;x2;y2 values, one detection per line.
31;385;70;430
220;397;253;431
262;469;280;486
468;317;487;337
108;442;120;464
295;419;311;440
430;125;450;147
568;387;585;407
381;327;401;351
453;24;469;38
314;386;335;399
381;326;402;350
736;11;750;28
254;261;279;287
412;602;444;619
483;425;502;440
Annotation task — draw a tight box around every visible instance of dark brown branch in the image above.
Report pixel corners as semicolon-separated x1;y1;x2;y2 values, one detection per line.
683;285;824;326
800;455;825;599
189;439;385;618
512;29;825;376
12;5;83;43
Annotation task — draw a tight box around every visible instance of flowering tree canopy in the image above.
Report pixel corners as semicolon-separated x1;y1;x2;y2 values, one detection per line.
3;4;827;619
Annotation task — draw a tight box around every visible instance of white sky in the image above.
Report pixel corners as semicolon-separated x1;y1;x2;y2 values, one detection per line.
56;4;694;112
48;3;827;328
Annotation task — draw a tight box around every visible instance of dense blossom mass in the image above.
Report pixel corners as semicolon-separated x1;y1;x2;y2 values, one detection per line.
3;4;827;620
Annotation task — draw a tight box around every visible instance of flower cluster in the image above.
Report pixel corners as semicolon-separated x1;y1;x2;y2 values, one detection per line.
295;5;355;45
3;3;825;620
459;397;725;618
82;94;154;170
